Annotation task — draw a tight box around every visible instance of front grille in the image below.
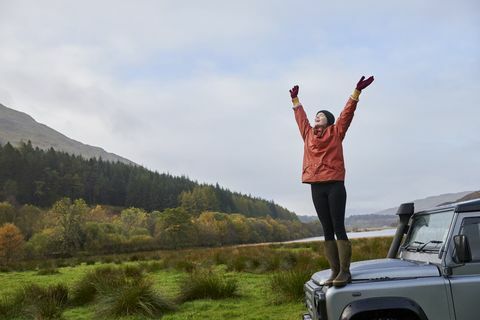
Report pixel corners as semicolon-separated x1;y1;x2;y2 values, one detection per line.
304;280;327;320
315;291;328;319
304;281;316;319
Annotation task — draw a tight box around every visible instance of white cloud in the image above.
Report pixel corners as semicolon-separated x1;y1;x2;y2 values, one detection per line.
0;0;478;216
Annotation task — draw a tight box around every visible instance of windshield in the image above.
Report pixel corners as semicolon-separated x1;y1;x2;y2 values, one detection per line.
402;210;454;252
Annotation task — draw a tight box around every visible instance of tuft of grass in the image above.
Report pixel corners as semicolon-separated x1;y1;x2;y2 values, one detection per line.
37;267;61;275
269;268;313;304
20;283;69;320
138;261;165;273
85;259;96;266
0;265;13;273
94;277;176;318
173;260;197;273
71;265;140;306
0;293;25;319
177;269;239;303
123;264;144;278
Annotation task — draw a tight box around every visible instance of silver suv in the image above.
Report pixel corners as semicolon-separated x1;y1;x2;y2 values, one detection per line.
303;199;480;320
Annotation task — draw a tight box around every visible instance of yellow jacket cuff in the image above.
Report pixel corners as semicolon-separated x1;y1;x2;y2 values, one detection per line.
292;97;301;107
350;89;361;101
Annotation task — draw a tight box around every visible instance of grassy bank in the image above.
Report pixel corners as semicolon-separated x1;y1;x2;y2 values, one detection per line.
0;237;392;320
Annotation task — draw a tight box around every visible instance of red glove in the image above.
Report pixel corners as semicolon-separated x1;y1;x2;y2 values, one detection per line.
289;85;299;99
356;76;374;91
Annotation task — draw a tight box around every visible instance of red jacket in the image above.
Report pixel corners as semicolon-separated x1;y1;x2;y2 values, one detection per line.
293;97;358;183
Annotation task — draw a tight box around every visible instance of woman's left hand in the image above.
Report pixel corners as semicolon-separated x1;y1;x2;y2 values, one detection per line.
290;85;299;99
356;76;374;91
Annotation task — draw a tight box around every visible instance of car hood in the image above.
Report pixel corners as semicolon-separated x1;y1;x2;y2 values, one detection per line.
311;258;440;285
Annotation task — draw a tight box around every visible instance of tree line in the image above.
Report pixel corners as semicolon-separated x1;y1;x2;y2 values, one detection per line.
0;141;297;220
0;199;323;263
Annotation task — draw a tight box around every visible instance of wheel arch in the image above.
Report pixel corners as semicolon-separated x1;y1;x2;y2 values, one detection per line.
340;296;428;320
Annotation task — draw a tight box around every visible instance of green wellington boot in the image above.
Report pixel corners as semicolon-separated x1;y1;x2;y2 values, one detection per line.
323;240;340;286
333;240;352;287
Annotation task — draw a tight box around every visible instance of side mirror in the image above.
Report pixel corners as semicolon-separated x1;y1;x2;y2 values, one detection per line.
453;235;472;263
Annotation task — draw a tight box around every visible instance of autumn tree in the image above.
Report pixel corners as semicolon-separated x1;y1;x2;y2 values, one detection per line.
85;205;111;222
155;207;196;249
50;198;88;253
0;201;16;225
15;204;44;240
119;207;147;236
180;186;220;214
0;223;25;264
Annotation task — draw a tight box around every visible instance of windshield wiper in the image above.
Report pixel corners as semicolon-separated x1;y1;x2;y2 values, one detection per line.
416;240;443;252
402;241;424;251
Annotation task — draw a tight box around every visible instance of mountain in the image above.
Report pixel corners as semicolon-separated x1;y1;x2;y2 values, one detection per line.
0;102;298;220
0;103;135;165
345;190;479;229
371;191;474;215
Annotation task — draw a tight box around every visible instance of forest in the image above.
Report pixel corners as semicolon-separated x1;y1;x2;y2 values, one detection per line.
0;141;296;219
0;198;322;262
0;142;322;263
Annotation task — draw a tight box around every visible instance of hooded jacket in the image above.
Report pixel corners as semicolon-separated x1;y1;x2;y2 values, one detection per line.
293;92;359;183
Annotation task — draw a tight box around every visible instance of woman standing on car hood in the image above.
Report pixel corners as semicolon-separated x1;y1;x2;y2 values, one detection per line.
289;76;374;287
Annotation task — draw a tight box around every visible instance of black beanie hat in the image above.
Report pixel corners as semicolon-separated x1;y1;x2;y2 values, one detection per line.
316;110;335;126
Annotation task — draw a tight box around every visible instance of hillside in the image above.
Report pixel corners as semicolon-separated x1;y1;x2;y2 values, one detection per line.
0;103;135;165
370;191;473;215
345;190;480;229
0;102;299;220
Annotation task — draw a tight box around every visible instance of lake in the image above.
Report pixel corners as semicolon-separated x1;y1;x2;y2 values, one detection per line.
284;228;397;244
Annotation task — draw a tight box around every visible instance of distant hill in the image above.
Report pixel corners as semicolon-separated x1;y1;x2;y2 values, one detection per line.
371;191;473;216
0;103;135;165
345;190;479;229
297;215;318;223
0;103;298;220
345;214;396;230
442;191;480;204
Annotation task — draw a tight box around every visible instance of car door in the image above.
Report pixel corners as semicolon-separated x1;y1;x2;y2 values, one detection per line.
449;216;480;320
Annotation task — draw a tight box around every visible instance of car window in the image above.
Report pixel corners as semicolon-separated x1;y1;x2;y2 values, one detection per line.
403;210;454;250
460;217;480;262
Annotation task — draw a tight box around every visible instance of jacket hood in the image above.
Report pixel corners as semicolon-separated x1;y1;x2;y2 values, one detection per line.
311;258;440;286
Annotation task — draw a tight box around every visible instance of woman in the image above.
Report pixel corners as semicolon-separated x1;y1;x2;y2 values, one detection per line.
289;76;374;287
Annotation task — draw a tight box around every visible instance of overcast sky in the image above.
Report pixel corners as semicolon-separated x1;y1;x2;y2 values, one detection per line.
0;1;479;216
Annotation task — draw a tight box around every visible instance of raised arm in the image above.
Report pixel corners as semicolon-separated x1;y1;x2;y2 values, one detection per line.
336;76;374;139
290;85;311;141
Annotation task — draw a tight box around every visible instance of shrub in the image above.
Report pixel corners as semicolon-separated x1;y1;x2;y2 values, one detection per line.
138;261;165;273
71;265;145;306
94;278;176;318
213;250;228;265
21;283;69;319
123;264;144;278
172;259;197;273
226;255;248;272
102;256;114;263
0;293;25;319
129;255;140;261
85;259;96;265
37;267;60;275
178;269;238;302
269;268;313;303
0;265;12;272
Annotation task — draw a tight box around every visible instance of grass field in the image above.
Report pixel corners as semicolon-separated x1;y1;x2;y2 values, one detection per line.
0;237;393;320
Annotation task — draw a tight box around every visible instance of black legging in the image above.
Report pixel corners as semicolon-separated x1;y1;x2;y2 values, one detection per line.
311;181;348;241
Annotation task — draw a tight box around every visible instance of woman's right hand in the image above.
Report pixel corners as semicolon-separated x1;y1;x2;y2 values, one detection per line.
289;85;299;99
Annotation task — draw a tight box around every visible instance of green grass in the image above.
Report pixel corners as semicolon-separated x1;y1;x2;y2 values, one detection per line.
0;237;392;320
177;269;239;302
